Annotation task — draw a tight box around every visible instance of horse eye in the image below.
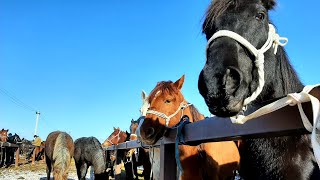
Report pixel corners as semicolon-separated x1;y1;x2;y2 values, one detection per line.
255;13;265;20
165;100;171;104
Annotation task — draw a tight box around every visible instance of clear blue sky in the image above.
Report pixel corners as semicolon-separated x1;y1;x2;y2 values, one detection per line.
1;0;319;143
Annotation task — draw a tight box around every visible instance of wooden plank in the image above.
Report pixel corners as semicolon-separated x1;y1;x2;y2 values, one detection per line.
15;148;19;168
0;142;19;148
160;141;176;180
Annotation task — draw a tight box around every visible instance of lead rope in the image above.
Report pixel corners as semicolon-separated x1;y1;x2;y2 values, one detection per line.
230;84;320;168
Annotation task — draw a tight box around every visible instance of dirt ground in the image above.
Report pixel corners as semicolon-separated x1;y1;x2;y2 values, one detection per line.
0;156;143;180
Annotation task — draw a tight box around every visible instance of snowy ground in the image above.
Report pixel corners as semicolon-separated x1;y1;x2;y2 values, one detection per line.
0;159;93;180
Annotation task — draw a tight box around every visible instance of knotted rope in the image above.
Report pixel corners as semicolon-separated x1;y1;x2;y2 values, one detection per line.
230;84;320;167
207;24;288;106
146;102;192;126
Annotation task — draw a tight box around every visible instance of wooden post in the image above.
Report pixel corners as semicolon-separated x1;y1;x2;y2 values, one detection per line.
32;148;36;165
15;147;19;168
160;140;177;180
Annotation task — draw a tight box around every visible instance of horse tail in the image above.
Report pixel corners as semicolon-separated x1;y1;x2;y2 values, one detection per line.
52;133;71;179
92;138;107;174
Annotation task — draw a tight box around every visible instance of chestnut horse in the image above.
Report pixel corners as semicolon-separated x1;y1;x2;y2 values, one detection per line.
139;75;240;180
102;127;128;148
45;131;74;180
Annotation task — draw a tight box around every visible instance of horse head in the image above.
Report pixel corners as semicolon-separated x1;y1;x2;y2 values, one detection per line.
0;129;9;142
129;119;139;141
139;75;190;145
198;0;288;117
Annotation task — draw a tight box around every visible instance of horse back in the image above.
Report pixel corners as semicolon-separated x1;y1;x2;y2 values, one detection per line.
45;131;74;161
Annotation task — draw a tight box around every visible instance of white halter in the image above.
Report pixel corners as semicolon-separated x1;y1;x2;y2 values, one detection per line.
146;102;192;127
107;130;121;145
207;24;288;106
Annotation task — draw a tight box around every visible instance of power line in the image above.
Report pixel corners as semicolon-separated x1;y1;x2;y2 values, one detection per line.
0;87;37;112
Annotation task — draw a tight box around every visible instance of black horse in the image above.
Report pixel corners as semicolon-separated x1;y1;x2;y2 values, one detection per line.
129;118;152;180
198;0;320;179
4;133;21;167
74;137;108;180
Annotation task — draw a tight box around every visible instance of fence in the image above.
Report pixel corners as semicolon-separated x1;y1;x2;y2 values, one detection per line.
0;142;42;168
106;99;313;180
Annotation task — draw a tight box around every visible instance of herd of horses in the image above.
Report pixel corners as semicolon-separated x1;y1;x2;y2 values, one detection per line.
0;129;45;168
3;0;320;179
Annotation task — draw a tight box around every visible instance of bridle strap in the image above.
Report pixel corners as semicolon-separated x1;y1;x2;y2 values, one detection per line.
207;24;288;107
146;102;192;126
107;130;121;145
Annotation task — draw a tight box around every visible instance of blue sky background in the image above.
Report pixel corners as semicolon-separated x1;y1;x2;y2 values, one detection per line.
1;0;319;143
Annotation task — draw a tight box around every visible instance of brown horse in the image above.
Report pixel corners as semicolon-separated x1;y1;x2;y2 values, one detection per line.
0;129;8;142
0;129;8;167
102;127;129;148
128;119;152;180
45;131;74;180
139;75;240;180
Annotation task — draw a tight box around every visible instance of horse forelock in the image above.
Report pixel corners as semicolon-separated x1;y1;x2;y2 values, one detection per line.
148;81;179;104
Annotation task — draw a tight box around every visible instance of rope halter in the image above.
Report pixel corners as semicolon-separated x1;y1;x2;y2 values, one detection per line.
207;24;288;106
146;102;192;127
107;130;121;145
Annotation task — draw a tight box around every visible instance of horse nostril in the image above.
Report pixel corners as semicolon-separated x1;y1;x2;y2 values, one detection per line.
146;128;155;138
225;67;242;94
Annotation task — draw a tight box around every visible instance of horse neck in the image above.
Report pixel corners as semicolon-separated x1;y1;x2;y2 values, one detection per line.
252;47;304;107
175;104;205;123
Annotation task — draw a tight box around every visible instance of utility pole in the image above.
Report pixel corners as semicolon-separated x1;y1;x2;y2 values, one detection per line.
34;111;40;135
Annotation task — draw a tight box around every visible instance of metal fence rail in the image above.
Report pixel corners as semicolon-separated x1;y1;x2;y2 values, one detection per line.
106;100;313;180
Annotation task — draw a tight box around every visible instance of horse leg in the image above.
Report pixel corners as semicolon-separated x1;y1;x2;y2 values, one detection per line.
5;147;12;168
77;163;88;180
45;155;51;179
142;155;151;180
0;148;4;167
131;155;139;180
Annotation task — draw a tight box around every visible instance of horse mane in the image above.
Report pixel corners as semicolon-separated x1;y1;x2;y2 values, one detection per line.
189;105;205;122
275;46;303;94
202;0;276;38
202;0;239;35
148;81;179;103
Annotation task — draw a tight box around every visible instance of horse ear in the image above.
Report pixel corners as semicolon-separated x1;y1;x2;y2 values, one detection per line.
173;75;185;90
141;90;148;101
261;0;276;10
113;127;116;131
131;119;134;123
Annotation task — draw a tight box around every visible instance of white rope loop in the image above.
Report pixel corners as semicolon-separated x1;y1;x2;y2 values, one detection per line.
107;130;121;145
230;84;320;168
146;102;192;127
207;24;288;106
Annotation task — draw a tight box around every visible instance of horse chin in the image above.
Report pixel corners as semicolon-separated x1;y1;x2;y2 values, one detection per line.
207;97;244;117
141;132;162;145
